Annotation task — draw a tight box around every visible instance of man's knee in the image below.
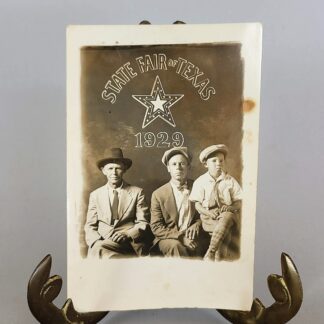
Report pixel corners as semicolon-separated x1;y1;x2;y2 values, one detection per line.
87;239;104;258
88;238;134;258
169;240;185;251
159;239;181;250
158;239;188;256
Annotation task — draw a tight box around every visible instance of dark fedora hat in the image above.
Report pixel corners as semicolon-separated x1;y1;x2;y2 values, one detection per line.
96;148;132;170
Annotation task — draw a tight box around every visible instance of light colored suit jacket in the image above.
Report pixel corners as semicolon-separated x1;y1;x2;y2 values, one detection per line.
150;180;200;245
84;182;149;248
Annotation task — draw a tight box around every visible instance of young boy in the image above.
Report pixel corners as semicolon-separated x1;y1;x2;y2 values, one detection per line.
189;144;242;261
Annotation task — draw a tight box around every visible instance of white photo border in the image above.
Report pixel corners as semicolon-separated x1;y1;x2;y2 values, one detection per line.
67;23;262;311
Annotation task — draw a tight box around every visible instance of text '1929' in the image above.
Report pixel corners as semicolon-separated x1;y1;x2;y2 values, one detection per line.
134;132;184;148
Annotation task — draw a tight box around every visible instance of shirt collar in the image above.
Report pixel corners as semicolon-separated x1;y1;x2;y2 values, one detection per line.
106;181;124;192
206;171;227;183
170;180;188;192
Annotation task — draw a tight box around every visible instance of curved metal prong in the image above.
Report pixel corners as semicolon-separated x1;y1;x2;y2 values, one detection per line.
218;253;303;323
139;20;151;25
27;255;109;324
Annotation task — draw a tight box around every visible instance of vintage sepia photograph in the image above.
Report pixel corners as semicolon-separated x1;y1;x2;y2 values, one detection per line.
67;24;262;311
81;44;244;261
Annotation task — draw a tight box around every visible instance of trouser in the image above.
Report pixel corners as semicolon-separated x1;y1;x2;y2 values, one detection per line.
157;231;210;258
158;239;190;257
88;237;145;259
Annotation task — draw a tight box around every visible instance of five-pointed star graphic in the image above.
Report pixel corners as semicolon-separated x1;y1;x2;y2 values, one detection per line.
132;75;184;128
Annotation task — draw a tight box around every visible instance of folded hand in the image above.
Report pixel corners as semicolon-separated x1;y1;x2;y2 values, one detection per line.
182;237;198;250
111;232;129;243
185;223;200;240
210;208;220;219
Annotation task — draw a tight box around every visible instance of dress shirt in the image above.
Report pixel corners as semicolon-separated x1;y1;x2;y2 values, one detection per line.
189;171;242;208
170;181;191;231
107;182;123;206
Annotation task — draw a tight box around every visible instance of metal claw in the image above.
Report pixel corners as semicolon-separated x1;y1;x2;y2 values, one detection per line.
27;255;108;324
218;253;303;323
139;20;151;25
138;20;185;25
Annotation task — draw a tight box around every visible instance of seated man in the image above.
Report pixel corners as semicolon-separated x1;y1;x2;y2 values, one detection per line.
84;148;150;258
150;147;206;258
190;144;242;261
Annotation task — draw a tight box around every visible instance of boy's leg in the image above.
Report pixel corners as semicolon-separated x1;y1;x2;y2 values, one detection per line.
204;212;236;260
200;213;218;233
214;232;232;260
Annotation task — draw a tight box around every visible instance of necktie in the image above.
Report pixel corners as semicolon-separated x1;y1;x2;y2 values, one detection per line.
111;189;119;223
178;187;190;230
208;181;221;209
177;183;188;191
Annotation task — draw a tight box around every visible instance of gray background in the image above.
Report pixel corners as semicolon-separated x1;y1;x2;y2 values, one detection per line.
0;0;323;323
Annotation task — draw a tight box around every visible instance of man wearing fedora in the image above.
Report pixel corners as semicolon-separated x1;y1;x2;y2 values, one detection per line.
84;148;150;258
150;147;206;257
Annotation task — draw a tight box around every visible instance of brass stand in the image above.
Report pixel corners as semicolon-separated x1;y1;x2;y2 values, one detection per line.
27;255;108;324
218;253;303;323
27;252;302;324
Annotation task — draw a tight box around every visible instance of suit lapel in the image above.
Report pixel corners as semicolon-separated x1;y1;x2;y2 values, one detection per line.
98;185;112;224
163;183;179;222
163;180;196;226
187;180;195;225
117;183;133;223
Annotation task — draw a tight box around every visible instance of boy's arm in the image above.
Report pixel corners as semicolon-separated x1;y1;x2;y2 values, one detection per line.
190;179;216;218
230;200;241;212
195;201;219;219
220;200;241;213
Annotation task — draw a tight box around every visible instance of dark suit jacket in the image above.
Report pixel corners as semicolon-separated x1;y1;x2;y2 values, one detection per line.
150;180;201;245
84;182;149;248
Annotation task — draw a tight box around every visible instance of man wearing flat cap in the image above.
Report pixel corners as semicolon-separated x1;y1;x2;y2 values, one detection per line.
84;148;150;258
190;144;242;261
150;147;205;257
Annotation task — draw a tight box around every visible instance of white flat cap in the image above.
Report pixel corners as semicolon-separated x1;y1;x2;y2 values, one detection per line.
199;144;228;163
161;147;192;166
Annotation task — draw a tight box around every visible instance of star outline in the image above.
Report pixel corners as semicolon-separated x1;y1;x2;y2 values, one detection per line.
132;75;184;128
